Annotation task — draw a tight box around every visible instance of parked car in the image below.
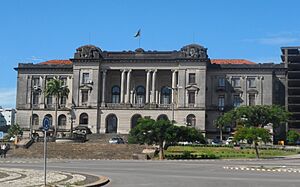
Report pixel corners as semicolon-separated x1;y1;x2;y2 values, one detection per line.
109;137;125;144
225;136;234;145
211;139;222;145
74;126;92;134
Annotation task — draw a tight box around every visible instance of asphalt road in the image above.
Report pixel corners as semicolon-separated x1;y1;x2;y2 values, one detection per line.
1;158;300;187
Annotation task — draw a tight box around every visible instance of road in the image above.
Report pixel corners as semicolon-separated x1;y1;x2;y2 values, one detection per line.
1;158;300;187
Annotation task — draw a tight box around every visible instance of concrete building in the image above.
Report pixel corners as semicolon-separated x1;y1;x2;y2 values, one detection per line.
0;107;16;126
14;44;286;139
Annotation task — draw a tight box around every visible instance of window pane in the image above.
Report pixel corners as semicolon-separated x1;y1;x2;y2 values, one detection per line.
82;73;89;84
232;77;240;87
33;78;40;86
233;95;240;107
248;78;256;88
33;93;39;104
82;90;88;103
218;96;225;110
218;77;225;87
249;94;255;106
188;92;195;104
189;73;196;84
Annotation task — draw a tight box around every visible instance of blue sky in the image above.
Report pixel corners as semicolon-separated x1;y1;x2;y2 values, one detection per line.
1;0;300;108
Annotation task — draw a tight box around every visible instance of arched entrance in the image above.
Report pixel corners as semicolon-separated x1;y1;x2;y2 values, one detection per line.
79;113;88;125
186;114;196;127
157;114;169;121
131;114;142;129
106;114;118;133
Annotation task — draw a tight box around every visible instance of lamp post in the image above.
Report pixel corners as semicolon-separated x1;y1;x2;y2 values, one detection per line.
166;87;175;124
30;86;40;138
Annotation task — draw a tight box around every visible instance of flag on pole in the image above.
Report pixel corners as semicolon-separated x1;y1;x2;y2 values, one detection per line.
134;29;141;38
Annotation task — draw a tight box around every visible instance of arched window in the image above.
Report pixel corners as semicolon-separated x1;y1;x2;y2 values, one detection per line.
58;114;67;126
106;114;118;133
131;114;142;129
79;113;88;125
111;86;120;103
186;114;196;127
157;114;169;121
161;86;171;104
45;114;53;127
136;85;145;104
32;114;39;126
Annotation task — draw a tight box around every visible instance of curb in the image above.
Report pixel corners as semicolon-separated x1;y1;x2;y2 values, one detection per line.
83;176;110;187
223;166;300;173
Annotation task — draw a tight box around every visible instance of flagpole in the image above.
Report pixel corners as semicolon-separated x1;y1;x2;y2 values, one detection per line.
139;36;141;48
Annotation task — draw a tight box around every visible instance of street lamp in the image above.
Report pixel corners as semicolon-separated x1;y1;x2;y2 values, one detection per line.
166;87;175;124
30;85;41;138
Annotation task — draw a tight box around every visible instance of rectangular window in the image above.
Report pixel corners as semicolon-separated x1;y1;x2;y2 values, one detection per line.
188;91;195;104
189;73;196;84
248;77;256;88
60;77;67;86
233;95;240;107
218;77;225;87
81;90;88;104
218;95;225;111
249;94;255;106
82;73;90;84
33;77;40;87
60;96;67;105
232;77;241;88
46;96;52;105
33;93;39;105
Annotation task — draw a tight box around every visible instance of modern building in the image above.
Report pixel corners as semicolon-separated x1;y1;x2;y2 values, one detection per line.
0;107;16;126
14;44;287;139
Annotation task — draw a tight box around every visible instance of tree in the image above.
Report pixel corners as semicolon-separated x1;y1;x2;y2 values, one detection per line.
215;111;235;141
129;117;205;160
216;105;290;140
234;127;271;158
7;123;23;144
286;130;300;145
44;77;70;137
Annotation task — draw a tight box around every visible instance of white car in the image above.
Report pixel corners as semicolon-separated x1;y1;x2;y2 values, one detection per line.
225;137;234;145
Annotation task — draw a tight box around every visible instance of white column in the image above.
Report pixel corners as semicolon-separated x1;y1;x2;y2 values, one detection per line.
101;70;107;106
171;70;177;104
125;70;131;103
120;69;126;103
151;70;157;103
130;90;134;104
146;70;151;103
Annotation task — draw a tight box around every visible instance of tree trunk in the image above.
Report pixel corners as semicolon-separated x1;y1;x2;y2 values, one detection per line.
254;142;260;159
159;142;164;160
220;127;223;142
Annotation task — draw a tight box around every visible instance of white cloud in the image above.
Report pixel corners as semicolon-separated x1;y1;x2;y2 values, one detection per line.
0;88;16;109
243;32;300;45
258;37;300;45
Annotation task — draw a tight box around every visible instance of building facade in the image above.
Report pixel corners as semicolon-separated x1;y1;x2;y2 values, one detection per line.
0;107;16;126
15;44;286;139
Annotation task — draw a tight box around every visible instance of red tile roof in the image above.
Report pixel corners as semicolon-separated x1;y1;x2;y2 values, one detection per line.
39;60;72;65
38;59;255;65
211;59;255;65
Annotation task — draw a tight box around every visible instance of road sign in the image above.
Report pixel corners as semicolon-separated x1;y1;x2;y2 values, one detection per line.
0;131;3;139
43;117;51;131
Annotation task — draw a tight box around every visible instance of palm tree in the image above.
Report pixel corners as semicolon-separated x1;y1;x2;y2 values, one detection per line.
44;77;70;137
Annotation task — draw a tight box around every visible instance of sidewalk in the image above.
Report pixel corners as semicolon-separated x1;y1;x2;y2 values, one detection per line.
0;167;109;187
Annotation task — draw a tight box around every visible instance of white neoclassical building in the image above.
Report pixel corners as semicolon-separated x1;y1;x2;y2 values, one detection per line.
15;44;286;139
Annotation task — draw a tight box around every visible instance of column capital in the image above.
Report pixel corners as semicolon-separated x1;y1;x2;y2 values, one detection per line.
101;69;107;73
146;69;152;73
171;69;178;72
120;69;127;72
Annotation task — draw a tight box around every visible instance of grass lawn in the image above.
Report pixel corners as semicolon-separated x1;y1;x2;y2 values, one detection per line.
165;146;299;159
